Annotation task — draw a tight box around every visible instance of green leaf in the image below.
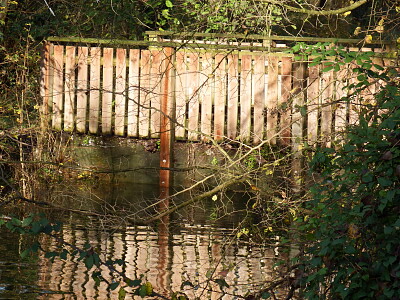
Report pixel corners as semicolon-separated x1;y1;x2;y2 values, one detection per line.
22;216;33;227
110;282;119;291
214;278;229;289
165;0;173;8
292;44;300;52
139;284;147;298
118;287;126;300
378;177;392;187
262;292;271;299
20;248;30;259
31;222;42;234
180;280;194;289
60;249;68;260
127;279;141;287
85;255;94;270
322;65;334;72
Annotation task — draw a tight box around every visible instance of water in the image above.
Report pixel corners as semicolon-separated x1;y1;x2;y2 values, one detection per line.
0;181;283;299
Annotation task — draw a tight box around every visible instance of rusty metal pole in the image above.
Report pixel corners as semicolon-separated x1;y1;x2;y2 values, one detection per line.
159;47;175;202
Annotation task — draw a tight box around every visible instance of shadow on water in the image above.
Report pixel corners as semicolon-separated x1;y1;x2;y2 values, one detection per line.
0;178;286;299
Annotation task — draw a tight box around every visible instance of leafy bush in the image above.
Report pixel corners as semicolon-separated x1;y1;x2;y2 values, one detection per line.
299;52;400;299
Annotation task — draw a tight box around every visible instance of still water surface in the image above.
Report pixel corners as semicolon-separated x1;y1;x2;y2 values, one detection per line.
0;183;279;299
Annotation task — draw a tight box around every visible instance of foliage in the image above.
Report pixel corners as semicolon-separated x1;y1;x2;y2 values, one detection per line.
296;46;400;299
178;0;283;34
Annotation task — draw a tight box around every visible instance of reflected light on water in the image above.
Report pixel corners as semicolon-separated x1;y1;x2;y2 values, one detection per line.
33;223;276;299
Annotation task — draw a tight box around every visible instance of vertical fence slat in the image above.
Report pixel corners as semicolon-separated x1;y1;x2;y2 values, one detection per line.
139;50;151;137
253;55;265;144
240;55;252;141
175;51;187;139
267;55;278;144
115;48;127;136
102;48;114;135
280;57;292;147
187;52;200;141
150;49;162;138
40;42;51;129
128;49;140;137
89;47;101;134
307;64;320;146
76;47;88;133
227;54;239;140
199;53;213;140
292;62;306;179
334;66;348;141
348;67;359;126
214;54;227;141
52;45;64;130
64;46;76;132
321;70;333;147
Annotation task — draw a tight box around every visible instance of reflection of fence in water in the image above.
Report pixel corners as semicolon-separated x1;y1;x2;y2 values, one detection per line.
37;224;276;299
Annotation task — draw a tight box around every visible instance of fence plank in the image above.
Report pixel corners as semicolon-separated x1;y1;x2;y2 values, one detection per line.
102;48;114;134
40;42;51;129
267;55;278;144
150;50;162;138
128;49;140;137
214;54;227;141
64;46;76;131
115;48;127;136
139;50;151;137
307;64;320;145
280;57;292;147
334;66;348;141
175;51;187;139
253;55;265;144
267;56;278;144
76;47;88;133
52;45;64;130
227;54;239;140
348;68;359;126
321;70;333;147
89;47;101;134
199;53;213;141
292;62;306;183
240;55;252;141
187;52;200;141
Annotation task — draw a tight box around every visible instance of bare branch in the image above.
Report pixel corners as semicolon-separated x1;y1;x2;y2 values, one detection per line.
279;0;370;16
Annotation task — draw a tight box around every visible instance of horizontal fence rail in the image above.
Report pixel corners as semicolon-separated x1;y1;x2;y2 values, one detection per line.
41;35;397;146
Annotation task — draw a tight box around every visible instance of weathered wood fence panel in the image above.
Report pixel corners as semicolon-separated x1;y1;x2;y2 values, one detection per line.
41;40;393;147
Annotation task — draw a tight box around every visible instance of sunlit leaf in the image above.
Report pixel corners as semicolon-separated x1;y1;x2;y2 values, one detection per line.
118;287;126;300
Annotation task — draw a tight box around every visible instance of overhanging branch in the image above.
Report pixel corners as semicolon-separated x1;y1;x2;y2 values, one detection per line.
277;0;370;16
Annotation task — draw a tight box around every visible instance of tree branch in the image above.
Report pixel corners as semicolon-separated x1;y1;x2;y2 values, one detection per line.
279;0;369;16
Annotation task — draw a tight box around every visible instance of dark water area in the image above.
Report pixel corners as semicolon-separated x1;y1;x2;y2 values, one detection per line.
0;180;284;299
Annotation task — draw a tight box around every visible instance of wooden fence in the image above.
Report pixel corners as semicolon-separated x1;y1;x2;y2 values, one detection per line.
40;34;395;146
